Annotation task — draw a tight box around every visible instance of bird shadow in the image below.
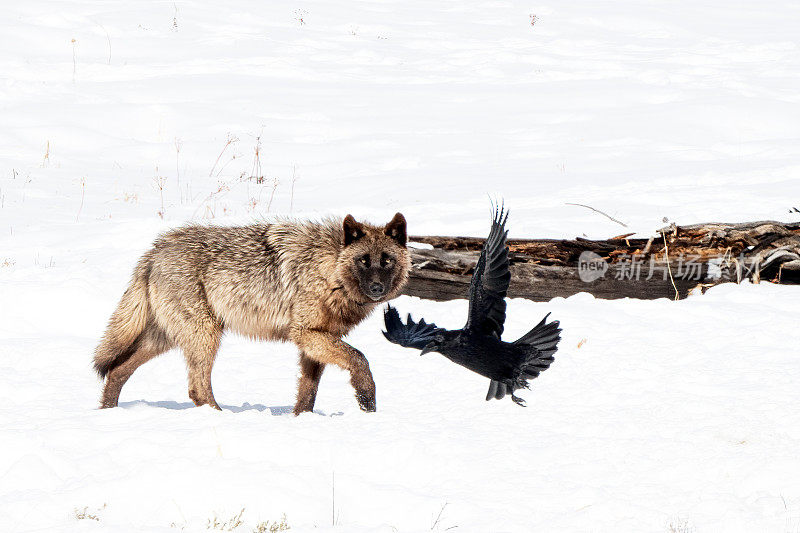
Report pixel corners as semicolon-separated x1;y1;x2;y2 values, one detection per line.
117;399;342;417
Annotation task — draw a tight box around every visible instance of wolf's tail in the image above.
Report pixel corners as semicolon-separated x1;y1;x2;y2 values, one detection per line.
93;257;152;378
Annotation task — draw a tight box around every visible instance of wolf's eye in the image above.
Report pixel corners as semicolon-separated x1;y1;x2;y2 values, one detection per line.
380;254;394;268
358;255;370;267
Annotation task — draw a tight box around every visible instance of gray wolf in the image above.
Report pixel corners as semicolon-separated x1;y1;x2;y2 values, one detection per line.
94;213;409;414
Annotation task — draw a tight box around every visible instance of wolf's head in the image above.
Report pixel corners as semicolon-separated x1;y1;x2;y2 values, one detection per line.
337;213;410;304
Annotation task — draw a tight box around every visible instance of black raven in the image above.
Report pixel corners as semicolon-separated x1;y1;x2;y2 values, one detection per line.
382;205;561;405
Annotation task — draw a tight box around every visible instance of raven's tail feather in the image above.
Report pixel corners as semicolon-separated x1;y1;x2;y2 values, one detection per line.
515;312;561;380
485;380;508;401
514;313;561;352
485;313;561;403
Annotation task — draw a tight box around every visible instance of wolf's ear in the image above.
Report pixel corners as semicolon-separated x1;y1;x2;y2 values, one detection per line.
384;212;407;246
343;214;366;246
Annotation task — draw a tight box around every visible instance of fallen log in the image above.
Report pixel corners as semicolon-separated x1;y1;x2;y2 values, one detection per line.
402;220;800;302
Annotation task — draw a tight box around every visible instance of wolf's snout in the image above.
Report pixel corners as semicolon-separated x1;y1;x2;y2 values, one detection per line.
368;282;386;298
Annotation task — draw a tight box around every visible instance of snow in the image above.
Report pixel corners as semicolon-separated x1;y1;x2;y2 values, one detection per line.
1;0;799;531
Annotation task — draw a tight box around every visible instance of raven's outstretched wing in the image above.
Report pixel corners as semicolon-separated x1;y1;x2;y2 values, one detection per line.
465;203;511;338
382;305;441;350
465;203;513;401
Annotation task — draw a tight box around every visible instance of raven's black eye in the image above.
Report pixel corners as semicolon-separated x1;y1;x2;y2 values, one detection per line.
358;254;370;267
380;253;394;268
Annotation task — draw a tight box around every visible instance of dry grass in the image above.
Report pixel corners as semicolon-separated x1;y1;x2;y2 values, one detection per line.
209;134;239;177
668;518;694;533
250;135;263;184
42;140;50;168
207;508;245;531
74;504;106;521
76;177;86;222
122;191;138;204
206;509;290;532
174;137;183;201
154;173;167;219
253;514;290;532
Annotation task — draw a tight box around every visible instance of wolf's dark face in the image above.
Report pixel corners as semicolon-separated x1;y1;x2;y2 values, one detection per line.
353;249;400;301
338;213;410;303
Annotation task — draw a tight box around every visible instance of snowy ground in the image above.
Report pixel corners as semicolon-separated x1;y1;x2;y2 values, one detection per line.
1;0;800;532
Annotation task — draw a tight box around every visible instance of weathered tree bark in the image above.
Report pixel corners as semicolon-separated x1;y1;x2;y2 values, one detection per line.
402;220;800;302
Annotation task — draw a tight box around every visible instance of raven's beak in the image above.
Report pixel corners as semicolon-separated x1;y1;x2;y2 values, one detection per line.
420;342;436;356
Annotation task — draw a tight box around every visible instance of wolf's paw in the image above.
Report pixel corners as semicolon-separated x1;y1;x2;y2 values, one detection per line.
355;392;376;412
188;388;203;406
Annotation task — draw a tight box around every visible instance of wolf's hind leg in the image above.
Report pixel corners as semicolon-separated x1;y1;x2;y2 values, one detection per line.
183;334;222;410
100;322;172;408
293;353;325;415
153;289;223;410
180;329;222;410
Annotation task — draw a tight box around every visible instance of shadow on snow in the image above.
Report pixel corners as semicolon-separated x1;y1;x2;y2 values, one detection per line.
118;399;343;416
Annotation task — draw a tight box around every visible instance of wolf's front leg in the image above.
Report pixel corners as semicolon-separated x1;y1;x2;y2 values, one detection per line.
291;329;376;413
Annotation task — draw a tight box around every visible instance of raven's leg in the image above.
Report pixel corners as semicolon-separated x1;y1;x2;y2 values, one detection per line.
510;392;527;406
